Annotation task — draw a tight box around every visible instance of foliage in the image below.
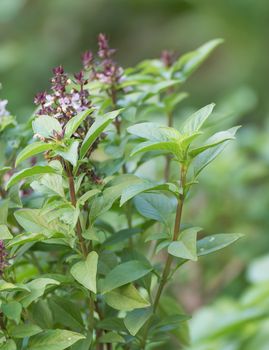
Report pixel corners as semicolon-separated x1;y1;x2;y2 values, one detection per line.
0;35;242;349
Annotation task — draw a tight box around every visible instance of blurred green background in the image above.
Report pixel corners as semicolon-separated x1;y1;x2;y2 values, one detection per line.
1;0;269;348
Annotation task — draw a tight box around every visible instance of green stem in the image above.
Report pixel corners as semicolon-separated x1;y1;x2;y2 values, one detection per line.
141;165;186;349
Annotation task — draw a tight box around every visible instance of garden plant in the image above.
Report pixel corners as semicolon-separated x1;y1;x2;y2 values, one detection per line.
0;34;243;349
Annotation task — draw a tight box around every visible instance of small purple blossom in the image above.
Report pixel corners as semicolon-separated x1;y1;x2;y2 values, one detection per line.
161;50;177;68
98;33;116;59
82;50;93;69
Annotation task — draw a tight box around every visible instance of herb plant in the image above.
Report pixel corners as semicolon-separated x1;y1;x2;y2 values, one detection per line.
0;35;243;350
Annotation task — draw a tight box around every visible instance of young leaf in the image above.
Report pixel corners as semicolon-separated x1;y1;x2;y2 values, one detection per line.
192;126;239;177
28;329;85;350
174;38;223;78
182;104;215;135
197;233;244;256
189;127;239;157
1;339;16;350
168;227;202;261
6;166;57;190
64;108;92;138
70;251;98;293
16;142;55;166
80;109;122;158
102;260;152;293
127;122;181;142
104;284;150;311
32;115;62;138
124;307;152;336
130;140;180;158
56;140;79;167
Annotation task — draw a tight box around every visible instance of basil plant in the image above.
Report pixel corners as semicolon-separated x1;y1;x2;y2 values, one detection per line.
0;34;243;350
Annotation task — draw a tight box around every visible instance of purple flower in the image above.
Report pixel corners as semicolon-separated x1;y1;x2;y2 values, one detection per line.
82;50;93;69
98;33;116;59
161;50;177;68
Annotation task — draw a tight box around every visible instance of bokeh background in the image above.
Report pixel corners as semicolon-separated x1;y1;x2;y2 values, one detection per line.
1;0;269;348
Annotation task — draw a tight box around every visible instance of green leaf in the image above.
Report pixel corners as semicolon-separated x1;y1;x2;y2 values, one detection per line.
127;122;181;142
124;307;152;336
120;180;179;206
0;280;30;292
168;227;201;261
197;233;244;256
64;109;92;138
0;200;9;224
192;127;239;177
1;339;17;350
104;228;140;247
77;189;101;206
32;115;62;138
9;324;42;338
19;278;60;307
0;225;12;239
48;297;84;331
174;38;223;78
2;302;22;324
70;251;98;293
104;284;150;311
102;260;152;293
7;233;46;248
32;173;65;197
15;142;54;166
28;329;85;350
6;166;57;190
56;140;79;167
134;193;176;225
182;104;215;135
189;126;239;157
130;140;180;158
80;109;122;158
99;332;124;343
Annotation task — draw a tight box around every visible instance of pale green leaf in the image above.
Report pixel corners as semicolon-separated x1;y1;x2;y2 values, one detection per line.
182;104;215;135
15;142;54;166
32;115;62;138
64;109;92;138
0;225;12;239
197;233;244;256
104;284;150;311
6;166;57;190
70;252;98;293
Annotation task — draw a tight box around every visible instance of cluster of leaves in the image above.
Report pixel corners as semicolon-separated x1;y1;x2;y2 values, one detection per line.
0;35;243;350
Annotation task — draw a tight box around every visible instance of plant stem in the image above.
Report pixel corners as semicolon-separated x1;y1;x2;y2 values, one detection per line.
65;162;88;257
141;165;186;348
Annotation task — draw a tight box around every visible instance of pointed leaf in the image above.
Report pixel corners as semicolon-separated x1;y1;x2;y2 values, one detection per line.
174;39;223;78
128;122;181;142
130;140;180;158
6;166;57;190
70;251;98;293
124;307;152;335
80;109;122;158
16;142;54;166
64;109;92;138
197;233;244;256
104;284;150;311
168;227;201;261
182;104;215;135
102;260;152;293
56;140;79;166
28;329;85;350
